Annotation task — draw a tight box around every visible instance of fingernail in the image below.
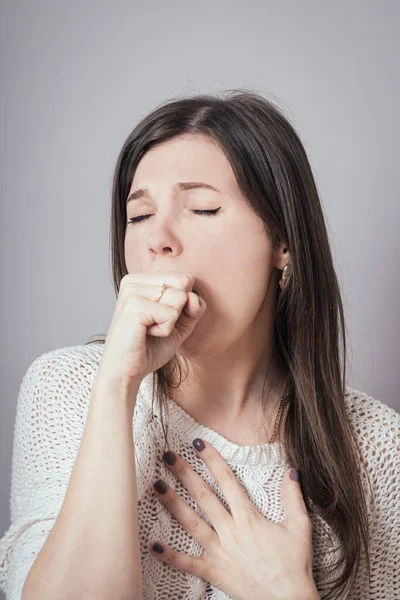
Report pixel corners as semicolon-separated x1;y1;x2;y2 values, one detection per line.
289;468;301;482
193;438;205;451
154;480;168;494
152;543;164;553
162;451;176;465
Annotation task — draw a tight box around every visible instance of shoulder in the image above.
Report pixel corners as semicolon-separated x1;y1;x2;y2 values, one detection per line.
15;342;105;429
21;342;104;390
343;384;399;506
19;342;105;399
343;389;400;595
343;384;400;450
19;342;154;428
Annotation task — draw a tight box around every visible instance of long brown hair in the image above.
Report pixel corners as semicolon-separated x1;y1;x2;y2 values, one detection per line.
86;89;372;599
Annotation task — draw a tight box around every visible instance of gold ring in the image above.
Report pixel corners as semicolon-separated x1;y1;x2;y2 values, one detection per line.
155;283;167;302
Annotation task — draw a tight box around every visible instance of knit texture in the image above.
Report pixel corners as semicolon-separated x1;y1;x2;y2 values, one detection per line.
0;343;399;599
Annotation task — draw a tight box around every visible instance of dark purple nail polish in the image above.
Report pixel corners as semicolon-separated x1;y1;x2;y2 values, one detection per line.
289;468;301;482
193;438;205;451
152;542;164;553
162;451;176;465
154;480;168;494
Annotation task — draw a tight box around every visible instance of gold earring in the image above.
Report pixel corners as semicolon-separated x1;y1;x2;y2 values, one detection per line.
279;264;289;289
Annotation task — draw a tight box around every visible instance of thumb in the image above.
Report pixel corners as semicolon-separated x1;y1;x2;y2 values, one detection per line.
282;468;310;530
174;292;207;339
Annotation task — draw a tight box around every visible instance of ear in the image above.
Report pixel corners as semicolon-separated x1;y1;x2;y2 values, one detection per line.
274;242;290;270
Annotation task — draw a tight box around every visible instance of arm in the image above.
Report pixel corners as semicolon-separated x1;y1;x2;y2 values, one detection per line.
363;416;400;597
23;376;143;600
347;397;400;598
0;350;144;600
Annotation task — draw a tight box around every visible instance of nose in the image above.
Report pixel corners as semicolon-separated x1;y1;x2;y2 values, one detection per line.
148;221;183;257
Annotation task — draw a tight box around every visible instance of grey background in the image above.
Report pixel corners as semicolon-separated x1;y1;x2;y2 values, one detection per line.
1;1;399;597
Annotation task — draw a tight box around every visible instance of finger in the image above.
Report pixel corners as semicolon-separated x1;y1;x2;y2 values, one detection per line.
120;281;188;306
124;294;185;336
147;290;205;337
149;541;212;582
173;291;207;336
190;439;256;519
120;282;188;311
120;271;194;295
120;281;204;337
282;468;312;534
152;479;219;549
162;448;234;535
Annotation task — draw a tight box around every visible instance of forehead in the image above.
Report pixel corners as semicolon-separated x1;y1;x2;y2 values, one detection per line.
130;134;239;195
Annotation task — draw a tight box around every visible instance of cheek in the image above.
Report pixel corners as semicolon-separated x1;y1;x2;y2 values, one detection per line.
208;225;271;295
181;277;269;357
189;232;272;338
124;234;147;273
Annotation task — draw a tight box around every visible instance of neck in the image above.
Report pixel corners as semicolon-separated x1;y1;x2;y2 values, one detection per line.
167;278;289;443
168;341;289;440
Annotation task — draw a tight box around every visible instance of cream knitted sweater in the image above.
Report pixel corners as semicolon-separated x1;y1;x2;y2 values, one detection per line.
0;343;399;599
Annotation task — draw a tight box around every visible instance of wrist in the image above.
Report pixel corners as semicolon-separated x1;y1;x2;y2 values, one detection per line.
91;374;142;409
241;581;319;600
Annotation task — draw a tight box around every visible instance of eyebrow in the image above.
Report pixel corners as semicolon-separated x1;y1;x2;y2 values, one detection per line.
126;182;222;204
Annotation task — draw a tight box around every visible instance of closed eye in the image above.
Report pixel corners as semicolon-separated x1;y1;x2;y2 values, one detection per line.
127;207;221;225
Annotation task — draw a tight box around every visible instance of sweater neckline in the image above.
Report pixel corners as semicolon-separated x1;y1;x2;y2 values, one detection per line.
139;373;288;467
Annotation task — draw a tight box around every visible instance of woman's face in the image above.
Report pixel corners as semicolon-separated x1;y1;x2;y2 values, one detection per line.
124;133;280;358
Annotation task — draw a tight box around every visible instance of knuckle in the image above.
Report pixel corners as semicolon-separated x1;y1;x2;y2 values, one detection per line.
296;513;312;529
293;512;312;530
203;560;223;587
164;494;180;511
217;467;235;486
117;281;129;301
237;508;257;527
184;273;194;287
175;462;190;478
170;305;181;319
166;323;179;336
176;289;189;305
161;323;174;336
185;556;198;572
185;516;201;534
123;294;140;313
168;549;180;565
168;548;195;572
119;274;135;294
195;484;212;503
120;274;130;288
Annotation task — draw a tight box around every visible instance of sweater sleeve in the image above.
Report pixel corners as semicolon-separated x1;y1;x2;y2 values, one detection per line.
0;348;94;599
347;390;400;599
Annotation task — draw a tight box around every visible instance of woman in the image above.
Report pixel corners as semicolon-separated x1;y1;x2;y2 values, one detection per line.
0;90;398;600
